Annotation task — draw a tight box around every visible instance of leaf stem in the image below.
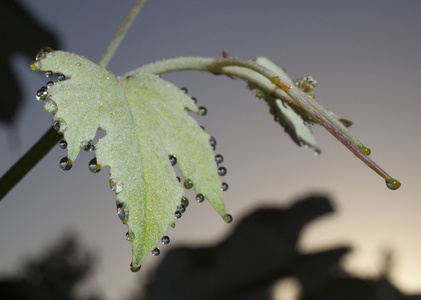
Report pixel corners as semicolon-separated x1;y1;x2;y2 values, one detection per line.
99;0;147;68
128;56;399;186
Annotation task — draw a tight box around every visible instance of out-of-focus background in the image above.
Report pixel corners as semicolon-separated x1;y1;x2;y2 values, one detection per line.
1;1;420;299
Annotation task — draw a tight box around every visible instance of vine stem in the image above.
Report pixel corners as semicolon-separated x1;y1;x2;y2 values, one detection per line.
0;128;61;200
129;56;399;187
0;0;147;200
99;0;147;68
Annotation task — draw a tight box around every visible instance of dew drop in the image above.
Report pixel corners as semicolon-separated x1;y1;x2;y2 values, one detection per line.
81;141;95;151
209;136;217;147
191;97;197;104
176;176;181;182
59;139;67;149
314;149;321;157
30;60;41;70
59;157;72;171
180;196;189;208
221;182;229;191
130;263;141;272
198;106;207;116
386;178;401;190
184;179;193;189
46;81;54;88
178;205;186;213
161;236;170;244
224;214;233;223
181;87;188;93
218;167;227;176
52;121;60;132
44;100;57;113
36;46;53;60
45;71;53;78
255;90;264;99
36;86;48;101
57;74;66;81
215;154;224;164
196;193;205;203
295;76;318;92
110;182;123;194
152;248;160;256
88;157;101;173
339;118;353;128
169;155;177;166
52;120;67;133
125;231;135;242
174;210;182;219
110;183;117;192
117;202;127;222
359;146;371;156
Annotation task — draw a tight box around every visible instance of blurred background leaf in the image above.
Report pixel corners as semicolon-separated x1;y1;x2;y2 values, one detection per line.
0;0;59;125
133;195;421;300
0;233;98;300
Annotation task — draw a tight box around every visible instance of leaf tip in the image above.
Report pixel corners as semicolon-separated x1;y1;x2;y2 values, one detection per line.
386;178;401;190
30;61;40;71
130;262;141;273
358;146;371;156
223;214;233;223
31;46;54;70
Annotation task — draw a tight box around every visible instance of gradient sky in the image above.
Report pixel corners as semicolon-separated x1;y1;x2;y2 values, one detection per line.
1;1;421;299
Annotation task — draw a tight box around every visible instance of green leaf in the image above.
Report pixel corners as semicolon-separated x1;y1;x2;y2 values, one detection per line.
255;57;319;151
32;49;228;270
253;58;400;189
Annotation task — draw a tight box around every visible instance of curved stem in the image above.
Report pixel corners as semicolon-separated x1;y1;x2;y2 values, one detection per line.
126;56;298;106
99;0;147;68
128;56;399;186
128;57;364;148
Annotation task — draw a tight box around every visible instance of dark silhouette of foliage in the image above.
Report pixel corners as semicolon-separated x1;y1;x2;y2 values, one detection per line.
0;0;59;125
134;195;421;300
0;197;419;300
0;234;98;300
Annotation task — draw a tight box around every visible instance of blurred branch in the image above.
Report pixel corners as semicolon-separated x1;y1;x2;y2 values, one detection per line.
0;128;61;200
99;0;147;68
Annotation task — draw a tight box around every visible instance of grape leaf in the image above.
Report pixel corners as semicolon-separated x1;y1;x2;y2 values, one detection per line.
255;57;319;151
31;49;228;270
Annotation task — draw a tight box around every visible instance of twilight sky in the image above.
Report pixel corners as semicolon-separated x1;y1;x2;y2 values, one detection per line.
1;1;421;299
